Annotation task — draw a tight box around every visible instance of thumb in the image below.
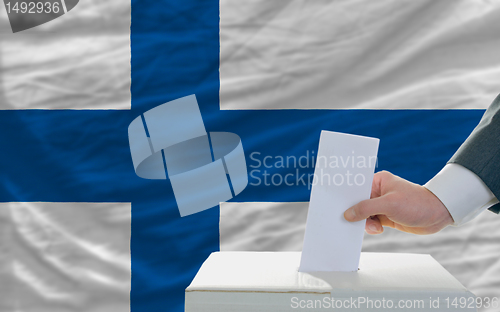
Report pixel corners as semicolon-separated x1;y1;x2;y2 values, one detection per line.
344;196;393;222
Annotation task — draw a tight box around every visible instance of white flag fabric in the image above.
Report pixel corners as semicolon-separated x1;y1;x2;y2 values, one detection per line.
0;0;130;109
0;202;131;312
221;0;500;109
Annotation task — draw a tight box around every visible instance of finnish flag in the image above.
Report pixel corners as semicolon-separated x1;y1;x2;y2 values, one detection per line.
0;1;499;311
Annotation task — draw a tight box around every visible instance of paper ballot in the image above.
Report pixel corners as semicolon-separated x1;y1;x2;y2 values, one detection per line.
299;131;379;272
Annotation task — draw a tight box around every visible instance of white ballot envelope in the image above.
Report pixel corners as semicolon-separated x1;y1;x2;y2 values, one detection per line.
299;130;379;272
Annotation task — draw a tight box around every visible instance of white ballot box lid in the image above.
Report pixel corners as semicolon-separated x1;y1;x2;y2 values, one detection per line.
186;252;476;312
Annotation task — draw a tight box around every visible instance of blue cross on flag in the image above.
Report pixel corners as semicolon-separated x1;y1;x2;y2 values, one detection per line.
0;1;499;312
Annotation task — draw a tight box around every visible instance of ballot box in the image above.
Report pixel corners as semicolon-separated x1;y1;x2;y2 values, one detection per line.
185;252;476;312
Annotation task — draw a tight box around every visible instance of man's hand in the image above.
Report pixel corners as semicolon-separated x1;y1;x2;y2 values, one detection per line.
344;171;454;235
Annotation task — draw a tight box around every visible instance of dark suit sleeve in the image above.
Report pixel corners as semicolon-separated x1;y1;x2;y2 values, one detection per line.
448;93;500;213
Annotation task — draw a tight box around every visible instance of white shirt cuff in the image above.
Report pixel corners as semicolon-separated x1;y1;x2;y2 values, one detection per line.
424;163;499;226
